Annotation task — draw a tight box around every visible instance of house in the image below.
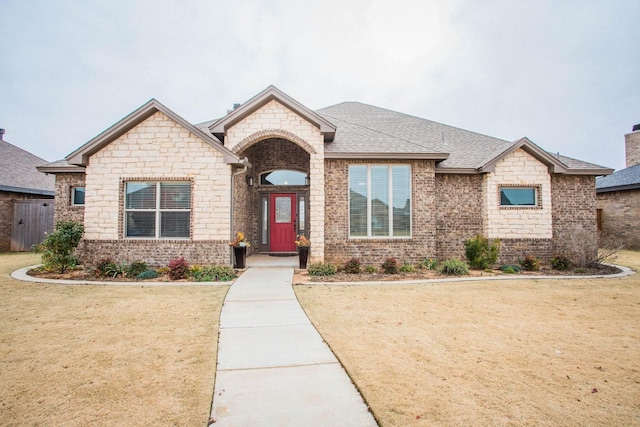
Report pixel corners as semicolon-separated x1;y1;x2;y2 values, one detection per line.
0;129;55;251
596;124;640;249
37;86;612;267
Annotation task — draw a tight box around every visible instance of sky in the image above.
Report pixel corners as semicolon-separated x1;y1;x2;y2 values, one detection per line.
1;0;639;171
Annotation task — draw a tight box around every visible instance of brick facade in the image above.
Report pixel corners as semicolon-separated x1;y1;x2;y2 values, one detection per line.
323;159;436;266
624;129;640;168
597;189;640;249
552;175;598;257
53;172;85;223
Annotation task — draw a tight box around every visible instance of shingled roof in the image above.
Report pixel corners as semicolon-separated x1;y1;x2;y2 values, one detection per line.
0;139;54;196
596;164;640;192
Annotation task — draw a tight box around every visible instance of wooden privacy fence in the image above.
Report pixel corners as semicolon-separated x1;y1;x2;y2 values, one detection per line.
11;199;54;251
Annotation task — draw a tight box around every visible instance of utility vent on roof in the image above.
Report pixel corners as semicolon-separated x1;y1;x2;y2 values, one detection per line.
633;123;640;132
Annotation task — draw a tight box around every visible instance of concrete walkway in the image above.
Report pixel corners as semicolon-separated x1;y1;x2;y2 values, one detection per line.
210;266;377;426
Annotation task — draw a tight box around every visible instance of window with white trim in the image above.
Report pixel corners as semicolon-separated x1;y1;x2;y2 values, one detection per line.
124;181;191;238
71;187;85;206
349;164;411;237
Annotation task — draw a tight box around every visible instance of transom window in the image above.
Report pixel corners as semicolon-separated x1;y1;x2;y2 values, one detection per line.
349;165;411;238
500;187;537;206
71;187;85;206
260;170;307;186
124;181;191;238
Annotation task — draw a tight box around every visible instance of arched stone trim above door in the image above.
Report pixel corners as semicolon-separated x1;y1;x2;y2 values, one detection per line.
233;129;317;155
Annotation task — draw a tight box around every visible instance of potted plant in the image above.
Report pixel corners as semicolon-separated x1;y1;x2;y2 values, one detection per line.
295;235;310;269
229;232;250;268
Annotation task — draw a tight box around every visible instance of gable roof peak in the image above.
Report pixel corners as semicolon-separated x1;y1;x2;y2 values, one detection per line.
208;85;336;142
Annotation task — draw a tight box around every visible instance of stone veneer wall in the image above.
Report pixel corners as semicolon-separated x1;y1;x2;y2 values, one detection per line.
76;111;233;266
597;189;640;249
434;174;484;260
225;100;325;261
324;159;436;265
53;172;85;223
552;175;598;259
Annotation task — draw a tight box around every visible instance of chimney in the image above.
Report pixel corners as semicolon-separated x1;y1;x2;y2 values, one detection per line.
0;128;5;141
625;123;640;168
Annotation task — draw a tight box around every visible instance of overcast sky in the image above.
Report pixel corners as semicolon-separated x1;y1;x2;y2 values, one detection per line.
1;0;638;170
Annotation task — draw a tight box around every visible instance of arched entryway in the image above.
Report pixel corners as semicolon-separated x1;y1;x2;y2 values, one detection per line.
233;137;311;255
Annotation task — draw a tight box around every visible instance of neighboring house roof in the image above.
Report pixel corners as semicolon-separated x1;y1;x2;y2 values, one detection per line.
596;164;640;193
0;139;54;196
64;99;247;167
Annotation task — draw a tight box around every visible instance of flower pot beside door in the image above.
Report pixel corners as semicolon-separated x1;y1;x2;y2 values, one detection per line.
233;246;246;269
298;247;309;269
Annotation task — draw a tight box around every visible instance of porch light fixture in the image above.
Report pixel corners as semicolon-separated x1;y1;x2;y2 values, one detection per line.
305;175;310;186
246;175;254;186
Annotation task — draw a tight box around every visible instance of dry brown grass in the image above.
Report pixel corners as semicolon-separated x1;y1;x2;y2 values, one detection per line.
295;250;640;426
0;252;227;426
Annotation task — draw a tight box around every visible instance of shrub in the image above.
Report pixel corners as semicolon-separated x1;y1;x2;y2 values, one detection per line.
168;257;189;280
39;220;84;273
399;262;416;273
343;258;362;274
364;265;377;273
519;255;541;271
500;265;521;274
137;270;159;280
381;257;399;274
464;235;500;269
438;259;470;276
94;257;123;278
574;267;587;274
421;258;438;270
308;262;337;276
126;260;148;278
500;264;521;274
551;255;572;271
191;265;236;282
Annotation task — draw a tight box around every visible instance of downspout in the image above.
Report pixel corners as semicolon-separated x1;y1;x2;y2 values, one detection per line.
230;158;249;264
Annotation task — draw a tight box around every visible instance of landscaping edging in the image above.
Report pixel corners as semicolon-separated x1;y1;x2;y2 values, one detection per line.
297;263;635;286
11;265;233;286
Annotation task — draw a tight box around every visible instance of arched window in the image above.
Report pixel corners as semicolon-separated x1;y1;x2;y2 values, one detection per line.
260;170;308;186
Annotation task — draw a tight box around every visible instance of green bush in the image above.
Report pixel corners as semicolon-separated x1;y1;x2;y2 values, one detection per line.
500;264;521;274
464;235;500;269
343;258;362;274
39;220;84;273
519;255;541;271
191;265;236;282
137;270;159;280
364;265;378;273
551;255;572;271
381;257;399;274
399;262;416;273
308;262;337;276
168;257;189;280
438;259;470;276
421;258;438;270
126;261;148;278
94;258;126;278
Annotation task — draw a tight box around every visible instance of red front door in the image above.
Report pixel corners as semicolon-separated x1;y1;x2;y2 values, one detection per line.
270;193;297;252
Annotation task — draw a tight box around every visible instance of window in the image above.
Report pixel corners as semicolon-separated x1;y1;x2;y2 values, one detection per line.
500;187;537;206
124;181;191;238
260;170;307;186
71;187;85;206
349;165;411;238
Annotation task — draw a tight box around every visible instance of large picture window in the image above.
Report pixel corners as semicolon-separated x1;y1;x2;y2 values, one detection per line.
349;165;411;238
124;181;191;238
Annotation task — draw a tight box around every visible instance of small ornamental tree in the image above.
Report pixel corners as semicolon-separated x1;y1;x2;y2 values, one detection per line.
40;221;84;273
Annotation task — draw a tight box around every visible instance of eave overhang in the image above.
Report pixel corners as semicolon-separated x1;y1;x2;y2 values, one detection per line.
37;163;86;174
208;85;337;143
0;185;54;197
324;152;449;160
65;99;245;167
596;183;640;193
